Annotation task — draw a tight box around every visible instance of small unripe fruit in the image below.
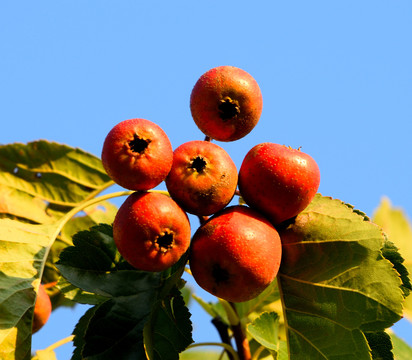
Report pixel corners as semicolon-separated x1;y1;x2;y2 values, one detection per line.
32;284;52;334
190;66;263;142
166;140;238;216
239;143;320;224
189;206;282;303
101;118;173;191
113;192;191;272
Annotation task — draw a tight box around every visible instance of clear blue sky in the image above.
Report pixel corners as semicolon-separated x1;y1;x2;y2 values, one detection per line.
1;1;411;358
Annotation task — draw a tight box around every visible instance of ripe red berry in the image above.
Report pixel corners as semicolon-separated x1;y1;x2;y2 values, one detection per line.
189;206;282;303
190;66;263;142
32;284;52;334
101;118;173;191
238;143;320;224
113;192;191;272
165;140;238;216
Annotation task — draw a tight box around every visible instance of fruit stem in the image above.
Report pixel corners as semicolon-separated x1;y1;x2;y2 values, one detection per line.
197;215;209;225
204;135;212;142
187;342;239;360
229;302;252;360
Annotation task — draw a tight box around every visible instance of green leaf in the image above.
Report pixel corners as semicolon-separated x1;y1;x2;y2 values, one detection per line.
73;296;153;359
0;141;114;304
235;281;281;320
191;294;229;325
381;238;411;298
373;197;412;321
0;141;116;359
59;224;193;360
71;306;99;360
0;220;56;360
390;332;412;360
56;224;161;298
0;141;112;211
144;290;193;360
277;194;405;360
247;312;280;352
56;276;107;305
44;202;118;307
364;331;394;360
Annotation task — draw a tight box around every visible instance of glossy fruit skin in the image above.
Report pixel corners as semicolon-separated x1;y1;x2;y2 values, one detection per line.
190;66;263;142
32;284;52;334
189;205;282;303
113;191;191;272
165;140;238;216
238;143;320;225
101;118;173;191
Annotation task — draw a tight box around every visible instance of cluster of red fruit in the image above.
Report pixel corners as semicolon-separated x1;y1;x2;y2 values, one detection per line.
101;66;320;303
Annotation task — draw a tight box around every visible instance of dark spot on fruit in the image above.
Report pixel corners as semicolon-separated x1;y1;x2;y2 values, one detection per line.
129;134;151;154
190;156;207;173
212;263;230;284
218;96;240;120
155;231;174;253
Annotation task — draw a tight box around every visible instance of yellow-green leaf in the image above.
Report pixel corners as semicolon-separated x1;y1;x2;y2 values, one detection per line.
373;197;412;321
278;194;404;360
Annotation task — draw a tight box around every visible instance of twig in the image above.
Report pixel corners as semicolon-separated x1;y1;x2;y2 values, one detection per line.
229;303;251;360
211;317;235;360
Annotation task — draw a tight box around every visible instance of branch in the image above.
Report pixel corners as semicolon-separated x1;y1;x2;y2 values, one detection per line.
211;317;235;360
229;303;251;360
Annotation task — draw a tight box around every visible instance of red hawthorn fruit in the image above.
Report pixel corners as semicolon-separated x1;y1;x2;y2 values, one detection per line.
101;118;173;191
113;191;191;272
165;140;238;216
238;143;320;225
190;66;263;142
32;284;52;334
189;206;282;303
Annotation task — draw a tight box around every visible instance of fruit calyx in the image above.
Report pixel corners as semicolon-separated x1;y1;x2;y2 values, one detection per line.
218;96;240;120
212;263;230;285
128;134;151;154
154;230;175;253
189;156;207;173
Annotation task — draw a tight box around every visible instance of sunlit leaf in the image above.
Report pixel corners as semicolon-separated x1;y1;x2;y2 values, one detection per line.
0;141;115;359
373;197;412;320
278;194;405;360
247;312;280;352
390;331;412;360
0;141;112;211
0;219;56;360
